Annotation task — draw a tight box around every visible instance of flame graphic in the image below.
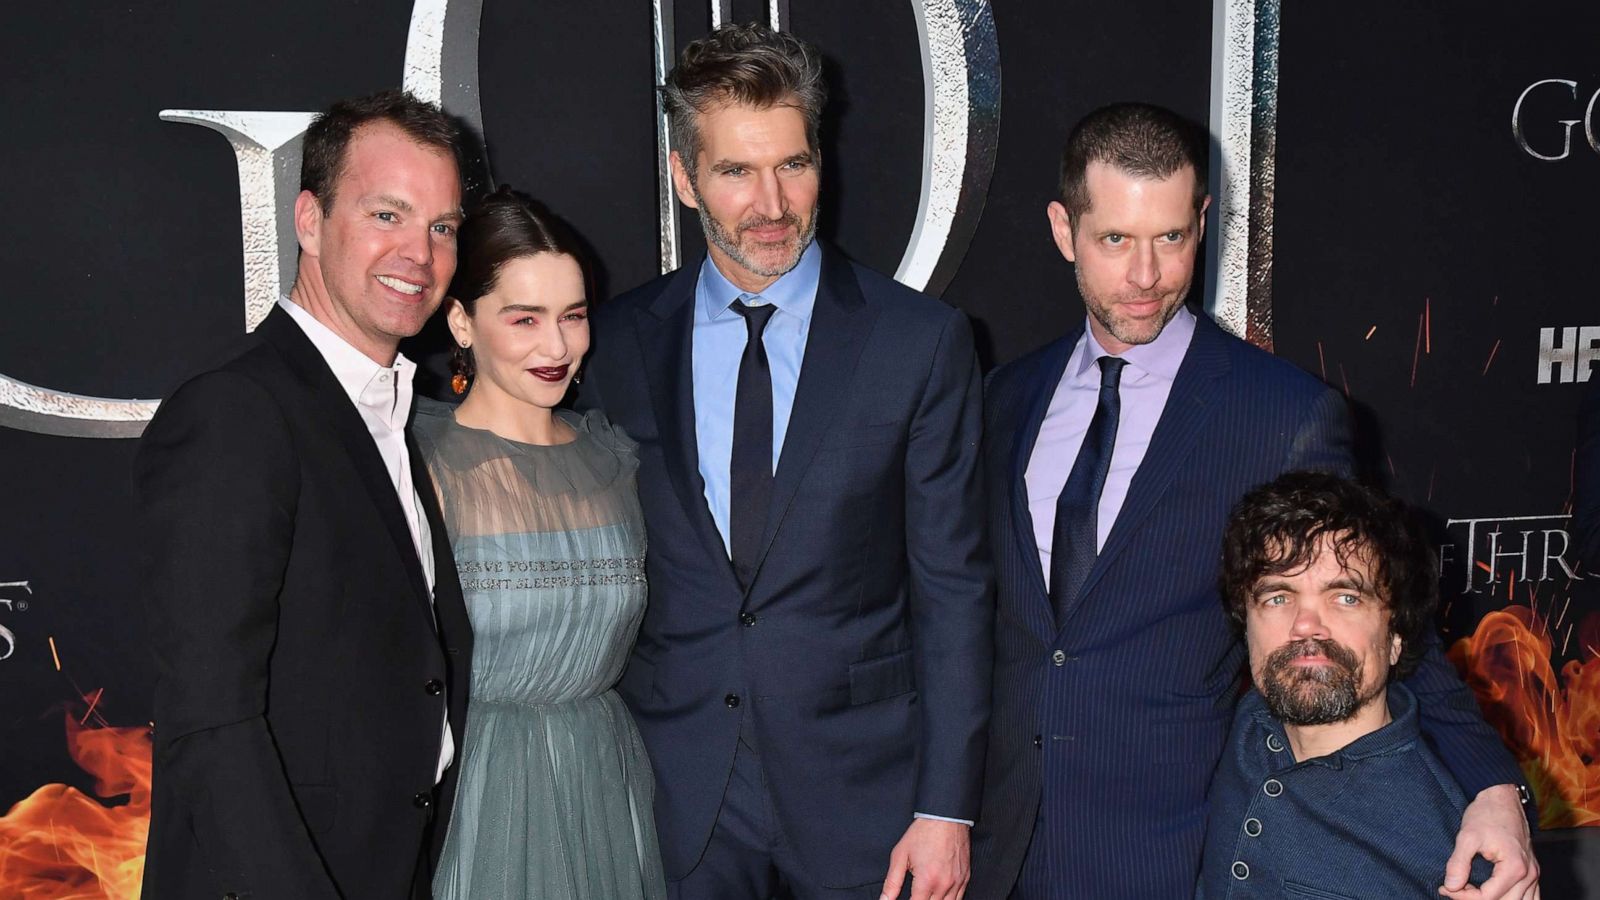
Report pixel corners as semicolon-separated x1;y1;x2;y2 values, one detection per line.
1448;606;1600;828
0;712;150;898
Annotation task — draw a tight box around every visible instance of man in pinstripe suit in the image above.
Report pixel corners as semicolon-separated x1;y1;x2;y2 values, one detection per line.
967;103;1538;899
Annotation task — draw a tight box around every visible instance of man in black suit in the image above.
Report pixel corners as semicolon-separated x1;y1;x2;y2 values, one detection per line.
137;91;473;899
580;23;990;900
969;103;1537;900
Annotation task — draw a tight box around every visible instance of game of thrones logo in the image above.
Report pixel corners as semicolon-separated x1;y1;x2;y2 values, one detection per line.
1442;514;1582;595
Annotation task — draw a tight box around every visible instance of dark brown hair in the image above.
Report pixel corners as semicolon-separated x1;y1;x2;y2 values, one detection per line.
1059;102;1208;229
448;186;589;313
661;22;827;181
1220;471;1437;680
300;89;463;213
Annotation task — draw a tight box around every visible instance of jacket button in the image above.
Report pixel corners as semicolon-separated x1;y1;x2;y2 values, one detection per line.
1231;861;1249;880
1263;778;1283;797
413;791;432;809
1051;650;1067;666
725;693;741;708
1244;817;1262;837
1033;734;1042;748
1266;733;1285;752
740;612;757;626
424;679;444;695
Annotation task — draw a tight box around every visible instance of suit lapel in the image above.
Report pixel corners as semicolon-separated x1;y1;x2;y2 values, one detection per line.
1008;329;1078;640
259;308;434;620
636;264;743;586
742;247;876;594
1059;313;1232;629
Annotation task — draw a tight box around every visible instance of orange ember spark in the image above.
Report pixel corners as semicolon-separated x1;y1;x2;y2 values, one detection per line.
48;636;60;672
1450;607;1600;828
1316;341;1327;382
1483;339;1502;375
1365;325;1377;340
1411;311;1424;387
0;712;151;897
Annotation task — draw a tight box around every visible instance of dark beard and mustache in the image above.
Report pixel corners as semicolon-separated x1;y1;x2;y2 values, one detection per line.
1259;637;1374;726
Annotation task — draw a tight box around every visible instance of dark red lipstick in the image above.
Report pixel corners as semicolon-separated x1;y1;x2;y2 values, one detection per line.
529;365;570;383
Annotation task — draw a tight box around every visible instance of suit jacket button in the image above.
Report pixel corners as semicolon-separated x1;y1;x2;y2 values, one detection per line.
725;693;741;708
1033;734;1042;748
1051;650;1067;666
740;612;757;626
425;678;444;695
413;791;432;809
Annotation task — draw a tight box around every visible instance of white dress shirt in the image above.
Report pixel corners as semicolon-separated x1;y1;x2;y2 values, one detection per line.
279;297;454;781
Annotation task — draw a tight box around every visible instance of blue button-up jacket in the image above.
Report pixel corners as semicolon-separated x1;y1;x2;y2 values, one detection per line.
1198;683;1493;899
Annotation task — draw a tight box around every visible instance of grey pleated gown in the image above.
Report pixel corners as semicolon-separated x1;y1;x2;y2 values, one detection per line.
416;401;666;900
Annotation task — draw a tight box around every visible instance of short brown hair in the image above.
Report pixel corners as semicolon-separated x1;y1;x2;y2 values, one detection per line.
1059;102;1207;229
1219;472;1437;681
661;22;827;181
300;89;463;214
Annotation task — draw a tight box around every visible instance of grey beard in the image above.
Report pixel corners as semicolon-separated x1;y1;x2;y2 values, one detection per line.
692;186;818;279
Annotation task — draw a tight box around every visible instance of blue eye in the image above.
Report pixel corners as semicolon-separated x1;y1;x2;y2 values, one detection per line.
376;211;397;222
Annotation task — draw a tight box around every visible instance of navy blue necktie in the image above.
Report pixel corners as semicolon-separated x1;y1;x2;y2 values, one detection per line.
728;298;778;590
1049;355;1127;623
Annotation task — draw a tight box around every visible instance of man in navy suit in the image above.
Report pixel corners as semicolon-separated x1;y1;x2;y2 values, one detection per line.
580;23;990;900
968;103;1538;899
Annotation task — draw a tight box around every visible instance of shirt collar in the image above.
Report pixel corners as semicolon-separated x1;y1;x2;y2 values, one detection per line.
278;296;416;414
1247;681;1423;770
1071;305;1197;384
699;240;822;323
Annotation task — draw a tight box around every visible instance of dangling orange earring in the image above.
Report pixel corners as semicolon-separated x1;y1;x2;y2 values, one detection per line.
450;343;473;395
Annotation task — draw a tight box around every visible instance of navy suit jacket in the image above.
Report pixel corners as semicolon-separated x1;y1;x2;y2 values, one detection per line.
968;312;1525;899
580;244;992;887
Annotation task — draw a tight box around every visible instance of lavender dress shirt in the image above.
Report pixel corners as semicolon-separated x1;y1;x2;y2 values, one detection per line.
1024;307;1197;587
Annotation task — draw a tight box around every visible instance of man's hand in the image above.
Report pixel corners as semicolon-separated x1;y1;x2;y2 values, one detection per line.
880;818;970;900
1440;783;1539;899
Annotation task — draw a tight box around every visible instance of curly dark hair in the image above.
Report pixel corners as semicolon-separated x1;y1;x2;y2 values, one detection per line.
661;22;826;182
1219;471;1437;680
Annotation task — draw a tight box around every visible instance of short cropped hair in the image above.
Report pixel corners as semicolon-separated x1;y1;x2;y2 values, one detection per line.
449;185;590;314
1220;471;1438;681
1059;102;1208;229
300;89;463;214
661;22;826;181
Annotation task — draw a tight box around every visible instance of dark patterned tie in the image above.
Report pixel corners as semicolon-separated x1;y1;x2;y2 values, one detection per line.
728;298;778;590
1049;355;1127;623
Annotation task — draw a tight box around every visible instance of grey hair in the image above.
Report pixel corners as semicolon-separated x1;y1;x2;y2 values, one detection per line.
661;22;827;181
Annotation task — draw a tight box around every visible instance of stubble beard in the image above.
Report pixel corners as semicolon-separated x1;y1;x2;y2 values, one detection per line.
1077;267;1187;349
1259;637;1373;727
694;186;819;282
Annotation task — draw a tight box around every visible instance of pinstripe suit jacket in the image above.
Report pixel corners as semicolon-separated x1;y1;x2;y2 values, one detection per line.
968;312;1524;899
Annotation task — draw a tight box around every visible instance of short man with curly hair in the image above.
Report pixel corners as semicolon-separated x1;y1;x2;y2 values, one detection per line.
1200;472;1494;898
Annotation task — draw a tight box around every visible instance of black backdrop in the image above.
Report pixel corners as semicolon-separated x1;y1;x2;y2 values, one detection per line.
1;1;1595;895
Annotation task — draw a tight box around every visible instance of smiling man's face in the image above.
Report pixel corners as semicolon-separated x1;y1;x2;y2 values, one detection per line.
296;121;462;362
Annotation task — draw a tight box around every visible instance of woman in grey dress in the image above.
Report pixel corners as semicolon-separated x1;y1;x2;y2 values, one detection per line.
416;187;665;899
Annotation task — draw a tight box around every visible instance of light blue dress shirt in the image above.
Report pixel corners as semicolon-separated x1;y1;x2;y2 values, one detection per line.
692;242;821;556
688;244;972;828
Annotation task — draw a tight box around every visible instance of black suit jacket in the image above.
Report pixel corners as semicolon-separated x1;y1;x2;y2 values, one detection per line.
580;245;992;887
969;313;1526;899
136;307;473;899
